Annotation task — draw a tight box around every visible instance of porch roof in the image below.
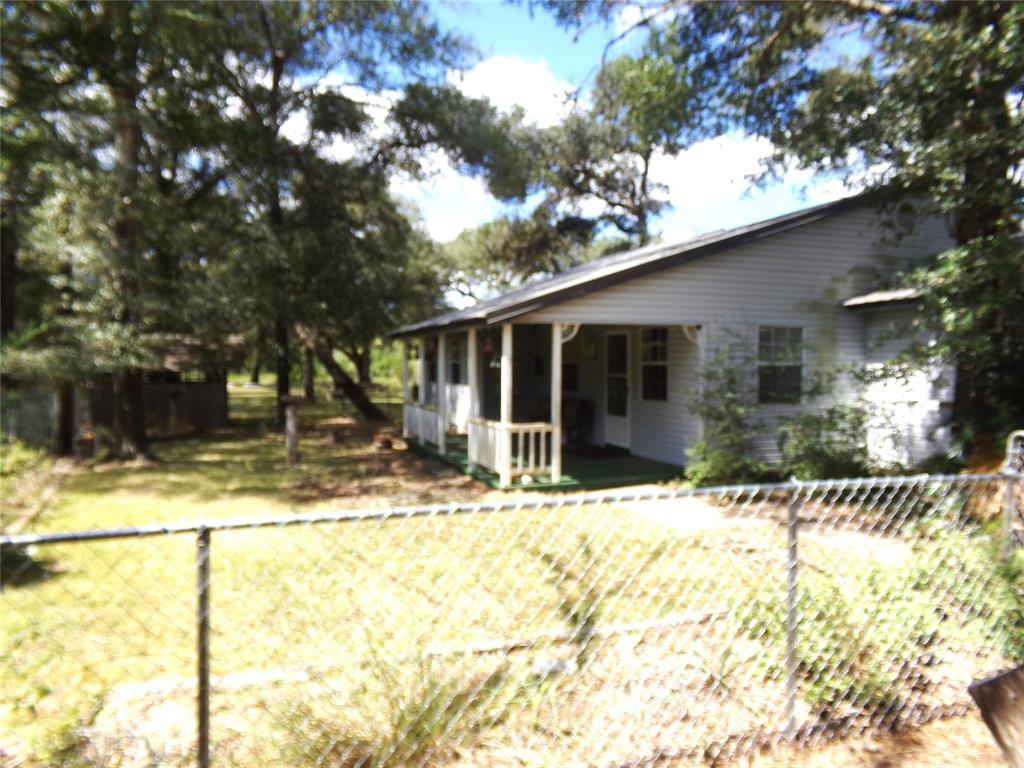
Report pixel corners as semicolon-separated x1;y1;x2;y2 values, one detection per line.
391;191;881;339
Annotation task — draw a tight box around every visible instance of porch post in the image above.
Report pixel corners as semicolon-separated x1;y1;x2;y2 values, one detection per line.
499;323;513;487
436;333;447;453
401;341;410;439
550;323;562;483
415;339;428;448
467;328;479;470
417;338;427;406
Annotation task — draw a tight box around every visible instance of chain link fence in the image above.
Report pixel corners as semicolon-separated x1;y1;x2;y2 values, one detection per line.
3;472;1022;767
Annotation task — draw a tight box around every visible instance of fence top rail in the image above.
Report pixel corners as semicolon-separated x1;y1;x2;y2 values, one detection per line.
2;471;1017;548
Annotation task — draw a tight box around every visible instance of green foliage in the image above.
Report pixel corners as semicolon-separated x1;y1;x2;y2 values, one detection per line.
685;342;767;486
0;437;48;477
738;518;1013;713
992;542;1024;661
777;404;870;480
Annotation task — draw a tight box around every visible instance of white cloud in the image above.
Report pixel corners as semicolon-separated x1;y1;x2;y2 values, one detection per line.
651;134;780;210
648;133;863;242
389;149;504;242
451;55;575;128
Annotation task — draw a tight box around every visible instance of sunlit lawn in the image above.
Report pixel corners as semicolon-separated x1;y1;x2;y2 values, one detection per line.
2;386;1013;765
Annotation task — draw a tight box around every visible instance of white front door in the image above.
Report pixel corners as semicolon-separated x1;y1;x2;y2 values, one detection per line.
605;331;630;448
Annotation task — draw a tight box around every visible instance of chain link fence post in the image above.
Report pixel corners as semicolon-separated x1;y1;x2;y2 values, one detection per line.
196;526;211;768
1005;475;1020;556
785;482;801;742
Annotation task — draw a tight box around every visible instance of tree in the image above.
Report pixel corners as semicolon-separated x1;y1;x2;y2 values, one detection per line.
200;2;530;423
547;0;1024;443
3;2;189;456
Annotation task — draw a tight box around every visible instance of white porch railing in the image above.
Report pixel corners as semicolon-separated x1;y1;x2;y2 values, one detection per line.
469;417;553;486
404;402;438;446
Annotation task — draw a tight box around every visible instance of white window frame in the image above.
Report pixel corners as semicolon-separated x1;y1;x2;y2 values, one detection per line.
757;326;804;404
640;327;669;402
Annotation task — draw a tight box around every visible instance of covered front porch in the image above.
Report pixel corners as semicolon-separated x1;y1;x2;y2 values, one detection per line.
400;322;696;489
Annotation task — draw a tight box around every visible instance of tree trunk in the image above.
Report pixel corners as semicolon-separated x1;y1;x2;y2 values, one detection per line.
1;198;17;392
345;346;372;386
313;342;387;422
249;352;261;385
54;382;75;457
106;0;149;459
303;346;316;402
1;203;16;340
112;370;147;459
274;315;289;427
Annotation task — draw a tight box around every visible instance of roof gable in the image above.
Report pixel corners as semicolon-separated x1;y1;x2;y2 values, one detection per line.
392;191;883;338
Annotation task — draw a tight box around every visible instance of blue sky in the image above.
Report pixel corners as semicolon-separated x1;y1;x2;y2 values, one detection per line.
394;1;857;245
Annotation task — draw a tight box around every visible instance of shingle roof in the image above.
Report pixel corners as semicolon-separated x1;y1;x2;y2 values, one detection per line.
391;191;879;338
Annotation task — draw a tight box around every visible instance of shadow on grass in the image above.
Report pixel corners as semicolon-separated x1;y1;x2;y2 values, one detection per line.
1;544;61;588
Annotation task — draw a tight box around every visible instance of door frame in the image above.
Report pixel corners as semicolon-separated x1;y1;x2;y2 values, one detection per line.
604;330;631;449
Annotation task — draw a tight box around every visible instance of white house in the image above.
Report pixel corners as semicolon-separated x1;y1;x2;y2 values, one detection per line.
392;193;955;488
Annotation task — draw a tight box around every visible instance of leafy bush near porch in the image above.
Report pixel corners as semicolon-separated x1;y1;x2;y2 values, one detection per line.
685;344;767;486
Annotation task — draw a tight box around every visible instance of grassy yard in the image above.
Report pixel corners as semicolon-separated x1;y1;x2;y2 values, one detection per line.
1;387;1019;767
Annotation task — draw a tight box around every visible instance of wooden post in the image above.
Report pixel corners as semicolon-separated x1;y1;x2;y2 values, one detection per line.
401;341;410;439
970;664;1024;768
499;323;513;487
282;396;302;467
418;338;427;407
436;333;447;453
550;322;563;483
467;328;478;469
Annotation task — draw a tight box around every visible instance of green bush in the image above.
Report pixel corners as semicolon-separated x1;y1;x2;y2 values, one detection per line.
685;343;767;486
777;404;869;480
737;522;1011;713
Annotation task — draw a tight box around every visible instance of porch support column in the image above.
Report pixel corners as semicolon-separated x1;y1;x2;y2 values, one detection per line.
417;339;427;407
550;323;562;483
436;333;447;453
467;328;479;470
415;339;428;448
499;323;513;487
401;341;410;439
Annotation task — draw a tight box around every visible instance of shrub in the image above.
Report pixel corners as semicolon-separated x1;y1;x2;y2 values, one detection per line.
686;342;767;486
777;404;870;480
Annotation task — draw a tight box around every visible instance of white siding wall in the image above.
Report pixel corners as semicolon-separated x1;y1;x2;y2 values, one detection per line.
862;308;954;467
522;208;955;464
629;326;701;466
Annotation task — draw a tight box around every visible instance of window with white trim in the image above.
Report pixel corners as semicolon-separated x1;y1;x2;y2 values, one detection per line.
758;326;803;404
640;327;669;401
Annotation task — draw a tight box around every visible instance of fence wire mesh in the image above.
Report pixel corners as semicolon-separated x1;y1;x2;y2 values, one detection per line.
3;473;1022;767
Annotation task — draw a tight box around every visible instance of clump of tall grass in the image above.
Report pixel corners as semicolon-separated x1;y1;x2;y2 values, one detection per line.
278;649;537;767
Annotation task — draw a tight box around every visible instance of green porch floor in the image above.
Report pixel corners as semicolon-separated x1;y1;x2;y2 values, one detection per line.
407;435;684;491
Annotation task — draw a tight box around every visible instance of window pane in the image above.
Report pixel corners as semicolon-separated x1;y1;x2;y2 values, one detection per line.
642;365;667;401
758;364;802;403
642;327;668;362
759;326;803;364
